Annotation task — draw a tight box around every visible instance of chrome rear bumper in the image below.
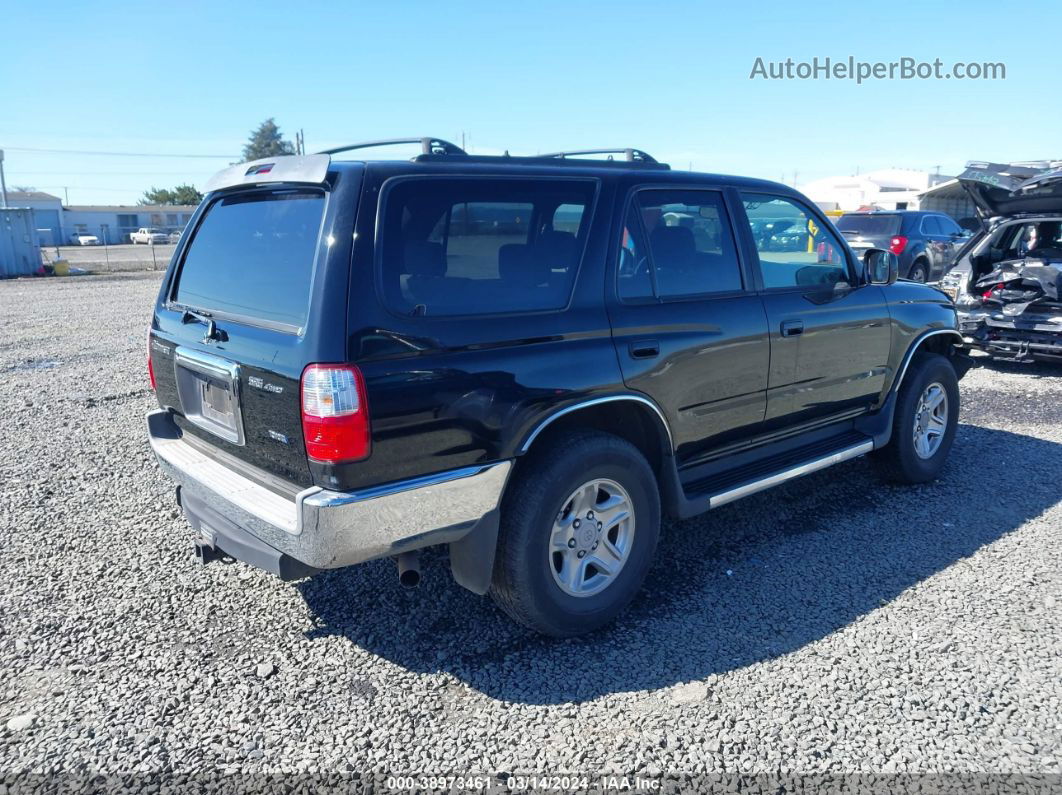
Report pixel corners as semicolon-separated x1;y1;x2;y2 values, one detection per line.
147;410;512;572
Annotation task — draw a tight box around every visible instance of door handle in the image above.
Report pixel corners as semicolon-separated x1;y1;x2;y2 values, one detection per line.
780;320;804;338
628;339;660;359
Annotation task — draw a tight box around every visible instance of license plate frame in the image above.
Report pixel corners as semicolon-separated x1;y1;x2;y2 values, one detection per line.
173;347;246;446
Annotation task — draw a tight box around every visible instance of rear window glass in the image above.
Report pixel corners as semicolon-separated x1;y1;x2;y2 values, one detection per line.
836;214;901;236
379;178;595;316
174;190;325;329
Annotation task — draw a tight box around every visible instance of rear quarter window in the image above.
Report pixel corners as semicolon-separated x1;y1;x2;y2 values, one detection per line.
173;189;326;330
378;177;596;317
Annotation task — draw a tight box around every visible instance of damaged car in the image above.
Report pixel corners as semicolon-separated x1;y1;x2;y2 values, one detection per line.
939;162;1062;364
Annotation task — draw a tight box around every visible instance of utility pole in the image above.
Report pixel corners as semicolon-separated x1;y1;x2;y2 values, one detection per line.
63;186;69;205
0;149;8;208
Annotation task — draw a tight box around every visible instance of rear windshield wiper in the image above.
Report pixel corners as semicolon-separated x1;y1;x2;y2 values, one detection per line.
181;308;227;342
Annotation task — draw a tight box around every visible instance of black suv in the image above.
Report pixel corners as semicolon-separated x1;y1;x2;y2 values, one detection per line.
147;138;971;636
835;210;968;283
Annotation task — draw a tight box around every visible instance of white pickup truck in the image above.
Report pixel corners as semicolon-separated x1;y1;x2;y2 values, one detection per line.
130;227;169;245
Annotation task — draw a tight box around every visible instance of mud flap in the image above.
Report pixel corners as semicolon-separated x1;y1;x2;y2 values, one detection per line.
448;509;500;595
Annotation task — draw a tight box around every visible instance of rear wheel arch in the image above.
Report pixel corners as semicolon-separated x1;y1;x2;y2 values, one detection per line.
517;396;672;479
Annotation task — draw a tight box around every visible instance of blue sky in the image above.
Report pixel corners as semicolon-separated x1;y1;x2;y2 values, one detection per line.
2;0;1060;204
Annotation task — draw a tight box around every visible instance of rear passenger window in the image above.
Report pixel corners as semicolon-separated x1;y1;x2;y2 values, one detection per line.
616;190;743;301
380;179;595;316
922;216;942;235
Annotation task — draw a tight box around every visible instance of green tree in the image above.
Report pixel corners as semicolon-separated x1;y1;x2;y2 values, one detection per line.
139;184;204;206
242;118;296;161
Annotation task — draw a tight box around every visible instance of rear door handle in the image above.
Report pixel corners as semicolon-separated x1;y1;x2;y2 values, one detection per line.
780;320;804;338
628;339;660;359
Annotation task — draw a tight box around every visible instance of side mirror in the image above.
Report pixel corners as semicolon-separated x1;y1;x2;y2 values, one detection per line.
863;248;899;285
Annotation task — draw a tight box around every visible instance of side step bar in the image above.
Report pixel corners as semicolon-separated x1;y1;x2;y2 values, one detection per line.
706;440;874;508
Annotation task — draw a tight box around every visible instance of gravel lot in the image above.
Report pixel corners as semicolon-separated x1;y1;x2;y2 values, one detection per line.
0;274;1059;791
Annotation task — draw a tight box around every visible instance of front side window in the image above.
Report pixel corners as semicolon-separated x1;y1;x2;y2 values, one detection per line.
379;178;595;316
616;190;743;301
741;194;849;289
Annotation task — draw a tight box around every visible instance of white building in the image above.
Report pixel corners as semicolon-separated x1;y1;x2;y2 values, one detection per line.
64;205;197;245
2;191;197;245
800;169;952;213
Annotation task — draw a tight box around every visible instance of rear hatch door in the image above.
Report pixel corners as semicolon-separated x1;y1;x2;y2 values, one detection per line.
150;178;350;490
958;162;1062;225
834;213;901;255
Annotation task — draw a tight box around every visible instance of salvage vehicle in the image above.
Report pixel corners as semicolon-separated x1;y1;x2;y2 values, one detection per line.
836;210;967;283
939;161;1062;363
147;138;971;636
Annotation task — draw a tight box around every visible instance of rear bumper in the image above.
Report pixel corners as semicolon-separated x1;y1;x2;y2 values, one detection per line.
147;410;512;576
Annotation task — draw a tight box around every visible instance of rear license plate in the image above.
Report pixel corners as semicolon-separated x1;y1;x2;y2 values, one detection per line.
173;347;245;445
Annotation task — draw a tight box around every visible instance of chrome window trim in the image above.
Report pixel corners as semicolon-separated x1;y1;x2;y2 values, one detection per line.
519;395;673;453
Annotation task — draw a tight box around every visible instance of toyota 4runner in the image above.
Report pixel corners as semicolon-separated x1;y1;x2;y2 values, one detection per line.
147;138;972;636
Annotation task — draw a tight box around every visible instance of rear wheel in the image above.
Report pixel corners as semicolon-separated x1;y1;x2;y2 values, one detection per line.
908;259;928;282
874;352;959;483
489;431;660;636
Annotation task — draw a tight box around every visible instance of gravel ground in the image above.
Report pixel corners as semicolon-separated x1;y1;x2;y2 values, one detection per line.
0;274;1059;791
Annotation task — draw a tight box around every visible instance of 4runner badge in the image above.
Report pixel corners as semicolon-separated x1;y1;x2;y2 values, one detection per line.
247;376;283;394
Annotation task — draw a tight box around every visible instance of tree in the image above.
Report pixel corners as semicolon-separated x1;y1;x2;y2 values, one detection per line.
139;184;204;206
242;118;296;161
12;185;37;192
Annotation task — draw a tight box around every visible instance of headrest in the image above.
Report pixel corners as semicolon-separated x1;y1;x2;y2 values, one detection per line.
499;243;549;287
535;230;579;270
403;241;445;277
649;225;696;263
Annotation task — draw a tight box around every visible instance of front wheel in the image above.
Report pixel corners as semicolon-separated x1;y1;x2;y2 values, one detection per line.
489;431;661;636
874;352;959;483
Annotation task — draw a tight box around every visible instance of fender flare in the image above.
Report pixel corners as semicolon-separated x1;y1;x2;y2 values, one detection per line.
517;394;674;454
889;328;964;398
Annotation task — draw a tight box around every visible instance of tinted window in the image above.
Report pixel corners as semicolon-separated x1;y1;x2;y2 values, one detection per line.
617;204;653;301
174;190;325;329
380;178;594;316
741;194;849;289
937;215;963;236
921;216;943;235
835;214;901;236
635;190;742;298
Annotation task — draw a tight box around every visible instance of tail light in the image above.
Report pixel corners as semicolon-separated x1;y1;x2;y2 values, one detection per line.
889;236;908;255
147;331;156;390
300;364;371;463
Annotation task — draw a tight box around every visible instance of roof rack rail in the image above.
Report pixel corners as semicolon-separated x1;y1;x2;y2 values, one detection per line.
539;148;658;164
318;137;467;157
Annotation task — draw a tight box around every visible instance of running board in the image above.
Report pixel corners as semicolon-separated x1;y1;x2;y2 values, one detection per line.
706;440;874;508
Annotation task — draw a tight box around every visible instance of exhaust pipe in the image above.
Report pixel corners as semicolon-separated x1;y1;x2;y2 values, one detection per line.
396;551;421;588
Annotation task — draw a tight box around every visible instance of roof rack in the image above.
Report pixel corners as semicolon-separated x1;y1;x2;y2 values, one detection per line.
539;148;658;164
318;137;467;157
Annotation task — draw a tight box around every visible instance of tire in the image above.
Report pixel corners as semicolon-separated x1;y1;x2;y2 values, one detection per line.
489;430;661;636
873;352;959;483
908;259;928;283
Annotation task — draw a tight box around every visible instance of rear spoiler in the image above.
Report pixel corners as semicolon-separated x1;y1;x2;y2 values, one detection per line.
203;154;330;193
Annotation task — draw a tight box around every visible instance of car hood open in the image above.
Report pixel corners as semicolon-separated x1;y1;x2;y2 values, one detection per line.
959;162;1062;224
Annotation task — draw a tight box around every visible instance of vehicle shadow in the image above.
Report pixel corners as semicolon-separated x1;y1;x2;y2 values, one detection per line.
297;424;1061;705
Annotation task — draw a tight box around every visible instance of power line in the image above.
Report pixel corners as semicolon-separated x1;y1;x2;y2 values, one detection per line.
6;146;236;159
